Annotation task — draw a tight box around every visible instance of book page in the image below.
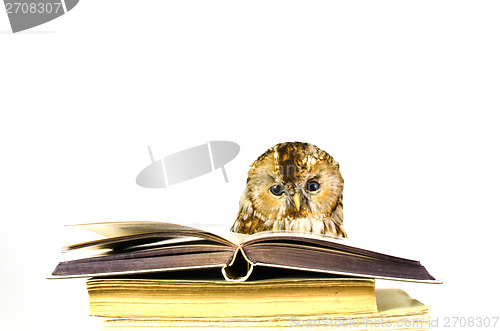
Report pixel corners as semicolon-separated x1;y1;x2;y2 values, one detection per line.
71;221;207;237
69;222;390;253
68;221;239;247
375;289;429;315
241;230;420;262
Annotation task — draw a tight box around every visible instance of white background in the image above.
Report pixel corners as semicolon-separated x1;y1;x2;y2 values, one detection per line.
1;1;499;330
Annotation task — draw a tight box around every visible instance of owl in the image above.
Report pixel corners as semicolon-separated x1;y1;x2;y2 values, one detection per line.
231;142;347;237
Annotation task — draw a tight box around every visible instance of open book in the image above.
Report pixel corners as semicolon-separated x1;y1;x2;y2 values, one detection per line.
51;221;439;283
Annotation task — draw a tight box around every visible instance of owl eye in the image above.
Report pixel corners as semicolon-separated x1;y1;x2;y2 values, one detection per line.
306;180;320;192
270;184;285;196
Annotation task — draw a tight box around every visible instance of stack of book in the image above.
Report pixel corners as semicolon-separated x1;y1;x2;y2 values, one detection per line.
51;222;439;330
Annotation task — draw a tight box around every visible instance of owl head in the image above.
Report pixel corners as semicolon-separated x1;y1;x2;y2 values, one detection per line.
231;142;346;237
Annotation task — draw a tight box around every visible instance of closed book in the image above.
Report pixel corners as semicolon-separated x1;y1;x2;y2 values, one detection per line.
99;289;430;330
87;277;377;319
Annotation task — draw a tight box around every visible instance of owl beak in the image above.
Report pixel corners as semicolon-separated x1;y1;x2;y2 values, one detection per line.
293;193;301;211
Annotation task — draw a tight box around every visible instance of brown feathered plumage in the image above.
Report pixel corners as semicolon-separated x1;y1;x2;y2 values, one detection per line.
231;142;347;237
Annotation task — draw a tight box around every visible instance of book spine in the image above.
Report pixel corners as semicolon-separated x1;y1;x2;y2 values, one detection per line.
221;246;254;281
